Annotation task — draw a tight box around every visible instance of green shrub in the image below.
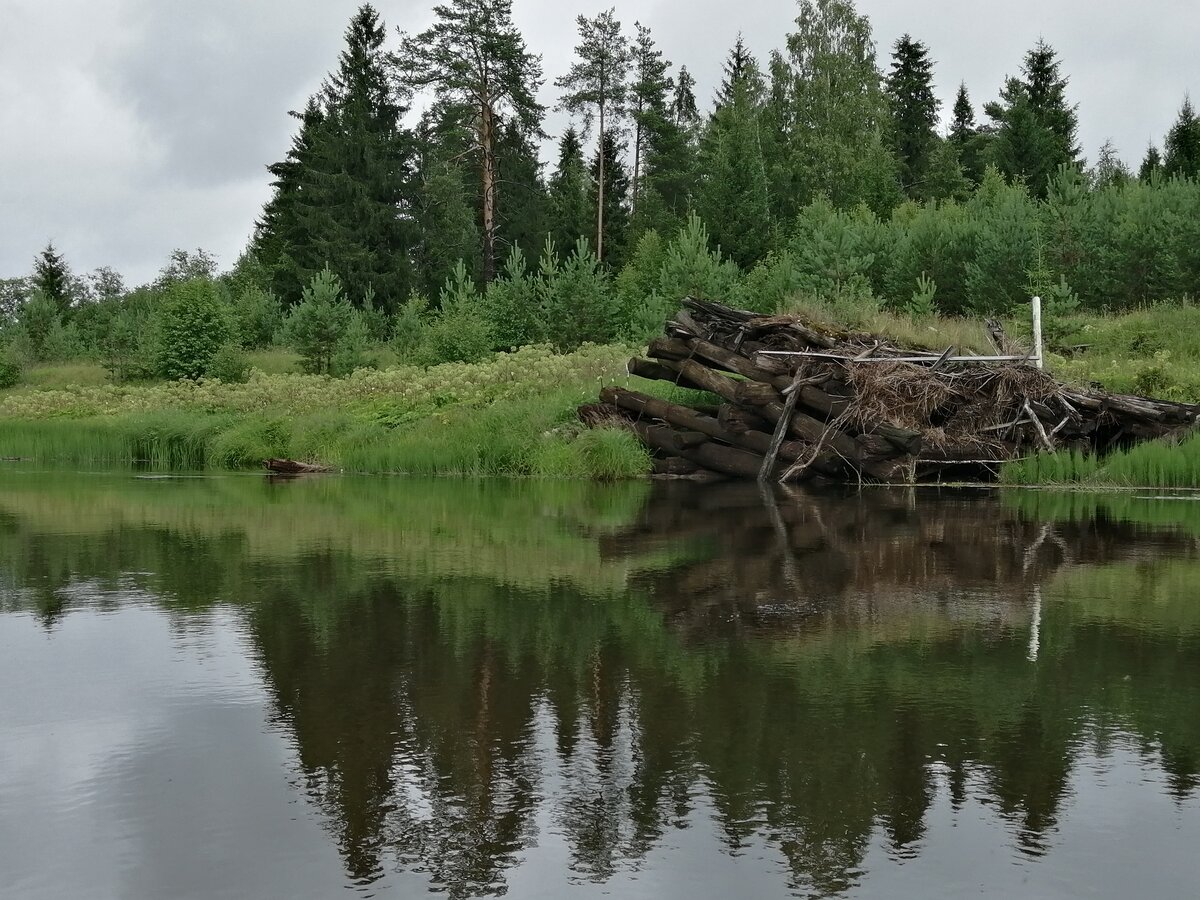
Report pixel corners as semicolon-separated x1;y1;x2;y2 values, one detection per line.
206;342;250;383
0;348;22;388
418;261;493;365
390;292;428;361
155;279;233;379
538;237;618;350
283;267;354;375
482;247;542;350
233;286;282;349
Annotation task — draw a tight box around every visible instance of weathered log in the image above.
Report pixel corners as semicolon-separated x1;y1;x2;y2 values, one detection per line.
600;386;844;476
734;381;782;407
718;404;772;435
264;458;333;475
625;418;788;480
627;358;712;393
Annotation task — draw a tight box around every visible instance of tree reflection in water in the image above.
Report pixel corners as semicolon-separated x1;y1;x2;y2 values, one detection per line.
1;476;1198;897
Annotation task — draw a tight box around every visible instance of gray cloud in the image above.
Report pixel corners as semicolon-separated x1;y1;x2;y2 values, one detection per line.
1;0;1196;286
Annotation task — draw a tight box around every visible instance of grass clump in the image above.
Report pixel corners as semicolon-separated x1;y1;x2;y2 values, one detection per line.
1002;433;1200;488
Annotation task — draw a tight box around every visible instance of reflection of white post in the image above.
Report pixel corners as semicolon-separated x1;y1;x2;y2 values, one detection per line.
1028;585;1042;662
1031;296;1044;370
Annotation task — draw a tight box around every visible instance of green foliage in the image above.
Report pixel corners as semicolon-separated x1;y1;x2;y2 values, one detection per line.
32;243;73;314
615;229;666;337
391;292;429;360
537;238;618;350
906;273;937;319
419;261;494;365
555;8;632;260
155;279;234;380
283;267;354;375
695;60;773;268
0;347;22;388
482;247;542;350
256;7;416;309
233;285;282;349
101;306;157;383
885;34;940;197
16;291;68;362
206;342;251;384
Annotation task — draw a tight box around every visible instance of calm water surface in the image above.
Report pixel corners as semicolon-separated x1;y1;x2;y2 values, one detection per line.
1;471;1198;899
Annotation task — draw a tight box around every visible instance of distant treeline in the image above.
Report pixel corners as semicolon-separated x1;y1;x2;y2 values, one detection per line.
4;0;1200;383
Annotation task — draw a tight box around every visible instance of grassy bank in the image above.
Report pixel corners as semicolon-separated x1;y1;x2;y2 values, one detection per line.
6;302;1200;484
0;343;655;478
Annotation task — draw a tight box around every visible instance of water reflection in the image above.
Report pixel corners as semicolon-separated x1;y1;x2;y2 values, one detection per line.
1;474;1199;899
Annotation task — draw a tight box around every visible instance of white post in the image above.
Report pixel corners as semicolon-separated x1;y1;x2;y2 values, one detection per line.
1031;295;1044;370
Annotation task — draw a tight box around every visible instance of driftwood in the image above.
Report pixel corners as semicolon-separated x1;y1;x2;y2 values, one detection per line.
581;298;1200;484
264;458;334;475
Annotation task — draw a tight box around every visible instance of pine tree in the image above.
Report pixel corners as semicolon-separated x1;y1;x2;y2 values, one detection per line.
783;0;898;211
884;35;939;197
696;62;771;268
1163;96;1200;179
628;23;672;219
257;5;417;310
547;127;592;252
32;243;72;314
397;0;543;282
589;131;631;266
555;9;632;264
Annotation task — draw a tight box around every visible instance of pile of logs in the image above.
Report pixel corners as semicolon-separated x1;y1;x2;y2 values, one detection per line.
579;299;1200;484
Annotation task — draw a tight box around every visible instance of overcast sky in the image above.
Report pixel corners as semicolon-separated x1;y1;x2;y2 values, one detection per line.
2;0;1196;286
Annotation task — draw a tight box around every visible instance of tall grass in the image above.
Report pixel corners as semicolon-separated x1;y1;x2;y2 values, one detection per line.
1001;433;1200;488
0;393;651;480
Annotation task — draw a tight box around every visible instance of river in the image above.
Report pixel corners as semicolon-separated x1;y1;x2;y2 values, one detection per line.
1;470;1198;899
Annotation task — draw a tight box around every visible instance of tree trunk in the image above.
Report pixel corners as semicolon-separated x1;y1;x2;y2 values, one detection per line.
631;117;642;220
480;97;498;283
596;101;606;263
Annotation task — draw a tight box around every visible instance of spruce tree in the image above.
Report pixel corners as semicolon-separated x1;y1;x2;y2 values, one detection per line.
696;58;771;268
987;85;1056;187
884;35;939;197
713;34;761;112
32;243;72;314
628;23;672;219
397;0;544;282
589;131;631;266
494;121;550;263
257;5;417;310
1140;145;1164;182
555;9;632;264
984;41;1080;195
1163;96;1200;179
547;127;592;252
948;83;987;184
671;65;700;133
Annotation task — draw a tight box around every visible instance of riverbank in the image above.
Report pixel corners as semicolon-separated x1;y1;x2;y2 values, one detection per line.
0;344;654;478
4;303;1200;484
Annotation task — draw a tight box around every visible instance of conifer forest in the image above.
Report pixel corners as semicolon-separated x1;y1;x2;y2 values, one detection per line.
4;0;1200;480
